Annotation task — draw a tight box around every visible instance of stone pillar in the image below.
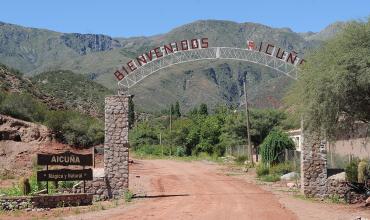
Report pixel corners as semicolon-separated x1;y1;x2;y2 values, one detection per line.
301;132;328;197
104;95;129;198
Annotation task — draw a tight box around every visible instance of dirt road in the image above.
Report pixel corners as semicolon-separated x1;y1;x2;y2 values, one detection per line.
71;159;297;220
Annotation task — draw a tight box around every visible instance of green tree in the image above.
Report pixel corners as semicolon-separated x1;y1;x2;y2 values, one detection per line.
170;104;175;116
250;109;287;146
129;122;159;149
174;101;181;117
199;103;208;115
128;96;135;129
219;112;245;149
260;130;295;165
285;19;370;138
195;115;222;155
188;107;198;116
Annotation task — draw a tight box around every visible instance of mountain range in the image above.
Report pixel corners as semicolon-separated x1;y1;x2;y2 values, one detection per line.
0;20;344;113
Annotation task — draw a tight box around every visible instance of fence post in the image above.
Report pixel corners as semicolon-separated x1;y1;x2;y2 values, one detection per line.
285;149;288;162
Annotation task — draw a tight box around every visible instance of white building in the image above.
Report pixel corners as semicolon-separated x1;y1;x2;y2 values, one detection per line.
286;129;303;151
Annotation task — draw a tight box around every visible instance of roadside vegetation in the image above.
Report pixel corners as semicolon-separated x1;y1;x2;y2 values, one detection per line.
0;92;104;148
285;19;370;188
285;19;370;139
130;102;295;160
0;165;76;196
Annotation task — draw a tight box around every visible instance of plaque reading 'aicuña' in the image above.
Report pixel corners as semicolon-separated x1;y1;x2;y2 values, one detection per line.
37;151;93;166
37;169;93;181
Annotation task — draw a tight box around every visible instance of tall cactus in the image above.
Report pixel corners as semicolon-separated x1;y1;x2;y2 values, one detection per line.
358;160;368;183
19;178;31;195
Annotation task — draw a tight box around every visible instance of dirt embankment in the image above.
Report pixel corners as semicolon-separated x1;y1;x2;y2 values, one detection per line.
0;114;96;183
0;114;53;177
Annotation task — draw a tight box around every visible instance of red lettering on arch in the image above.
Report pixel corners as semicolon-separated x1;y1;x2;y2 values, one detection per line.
181;40;189;50
247;40;255;50
265;44;274;55
127;60;137;71
164;43;174;55
114;70;125;80
190;39;199;49
136;55;147;66
275;48;285;59
287;52;297;64
154;47;163;58
201;38;208;48
145;50;154;61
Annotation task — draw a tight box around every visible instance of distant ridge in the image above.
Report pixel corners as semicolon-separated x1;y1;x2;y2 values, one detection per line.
0;20;345;112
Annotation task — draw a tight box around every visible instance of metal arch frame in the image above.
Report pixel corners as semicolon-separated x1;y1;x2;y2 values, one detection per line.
118;47;299;89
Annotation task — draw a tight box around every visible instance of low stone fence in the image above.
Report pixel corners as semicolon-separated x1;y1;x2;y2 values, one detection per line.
326;179;349;199
72;177;110;200
0;196;31;210
0;193;93;210
326;179;367;203
71;177;129;200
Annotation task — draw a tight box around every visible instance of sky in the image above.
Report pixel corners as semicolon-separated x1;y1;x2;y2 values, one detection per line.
0;0;369;37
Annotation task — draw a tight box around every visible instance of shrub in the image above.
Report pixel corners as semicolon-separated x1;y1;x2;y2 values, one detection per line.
256;163;270;177
358;160;368;183
0;93;47;122
269;162;294;175
260;174;281;182
45;110;104;147
260;130;295;165
175;146;186;157
235;155;248;165
0;184;22;196
60;181;76;189
345;160;359;182
329;194;342;204
214;144;226;157
124;190;134;202
0;170;45;196
129;122;159;149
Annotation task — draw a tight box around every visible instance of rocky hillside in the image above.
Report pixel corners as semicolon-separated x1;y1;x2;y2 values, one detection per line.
0;64;65;110
31;70;113;117
0;20;344;112
0;64;111;117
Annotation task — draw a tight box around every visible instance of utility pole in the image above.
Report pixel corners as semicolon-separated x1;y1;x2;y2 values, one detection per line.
244;78;254;165
159;132;162;145
160;132;163;156
169;106;172;156
169;106;172;133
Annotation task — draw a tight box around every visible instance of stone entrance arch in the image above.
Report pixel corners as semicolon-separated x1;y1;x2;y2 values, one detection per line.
96;39;328;200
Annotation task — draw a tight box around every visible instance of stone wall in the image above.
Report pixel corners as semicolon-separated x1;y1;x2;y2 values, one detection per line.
0;194;93;210
326;179;366;203
301;133;328;197
301;132;368;203
0;196;31;210
326;179;348;199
